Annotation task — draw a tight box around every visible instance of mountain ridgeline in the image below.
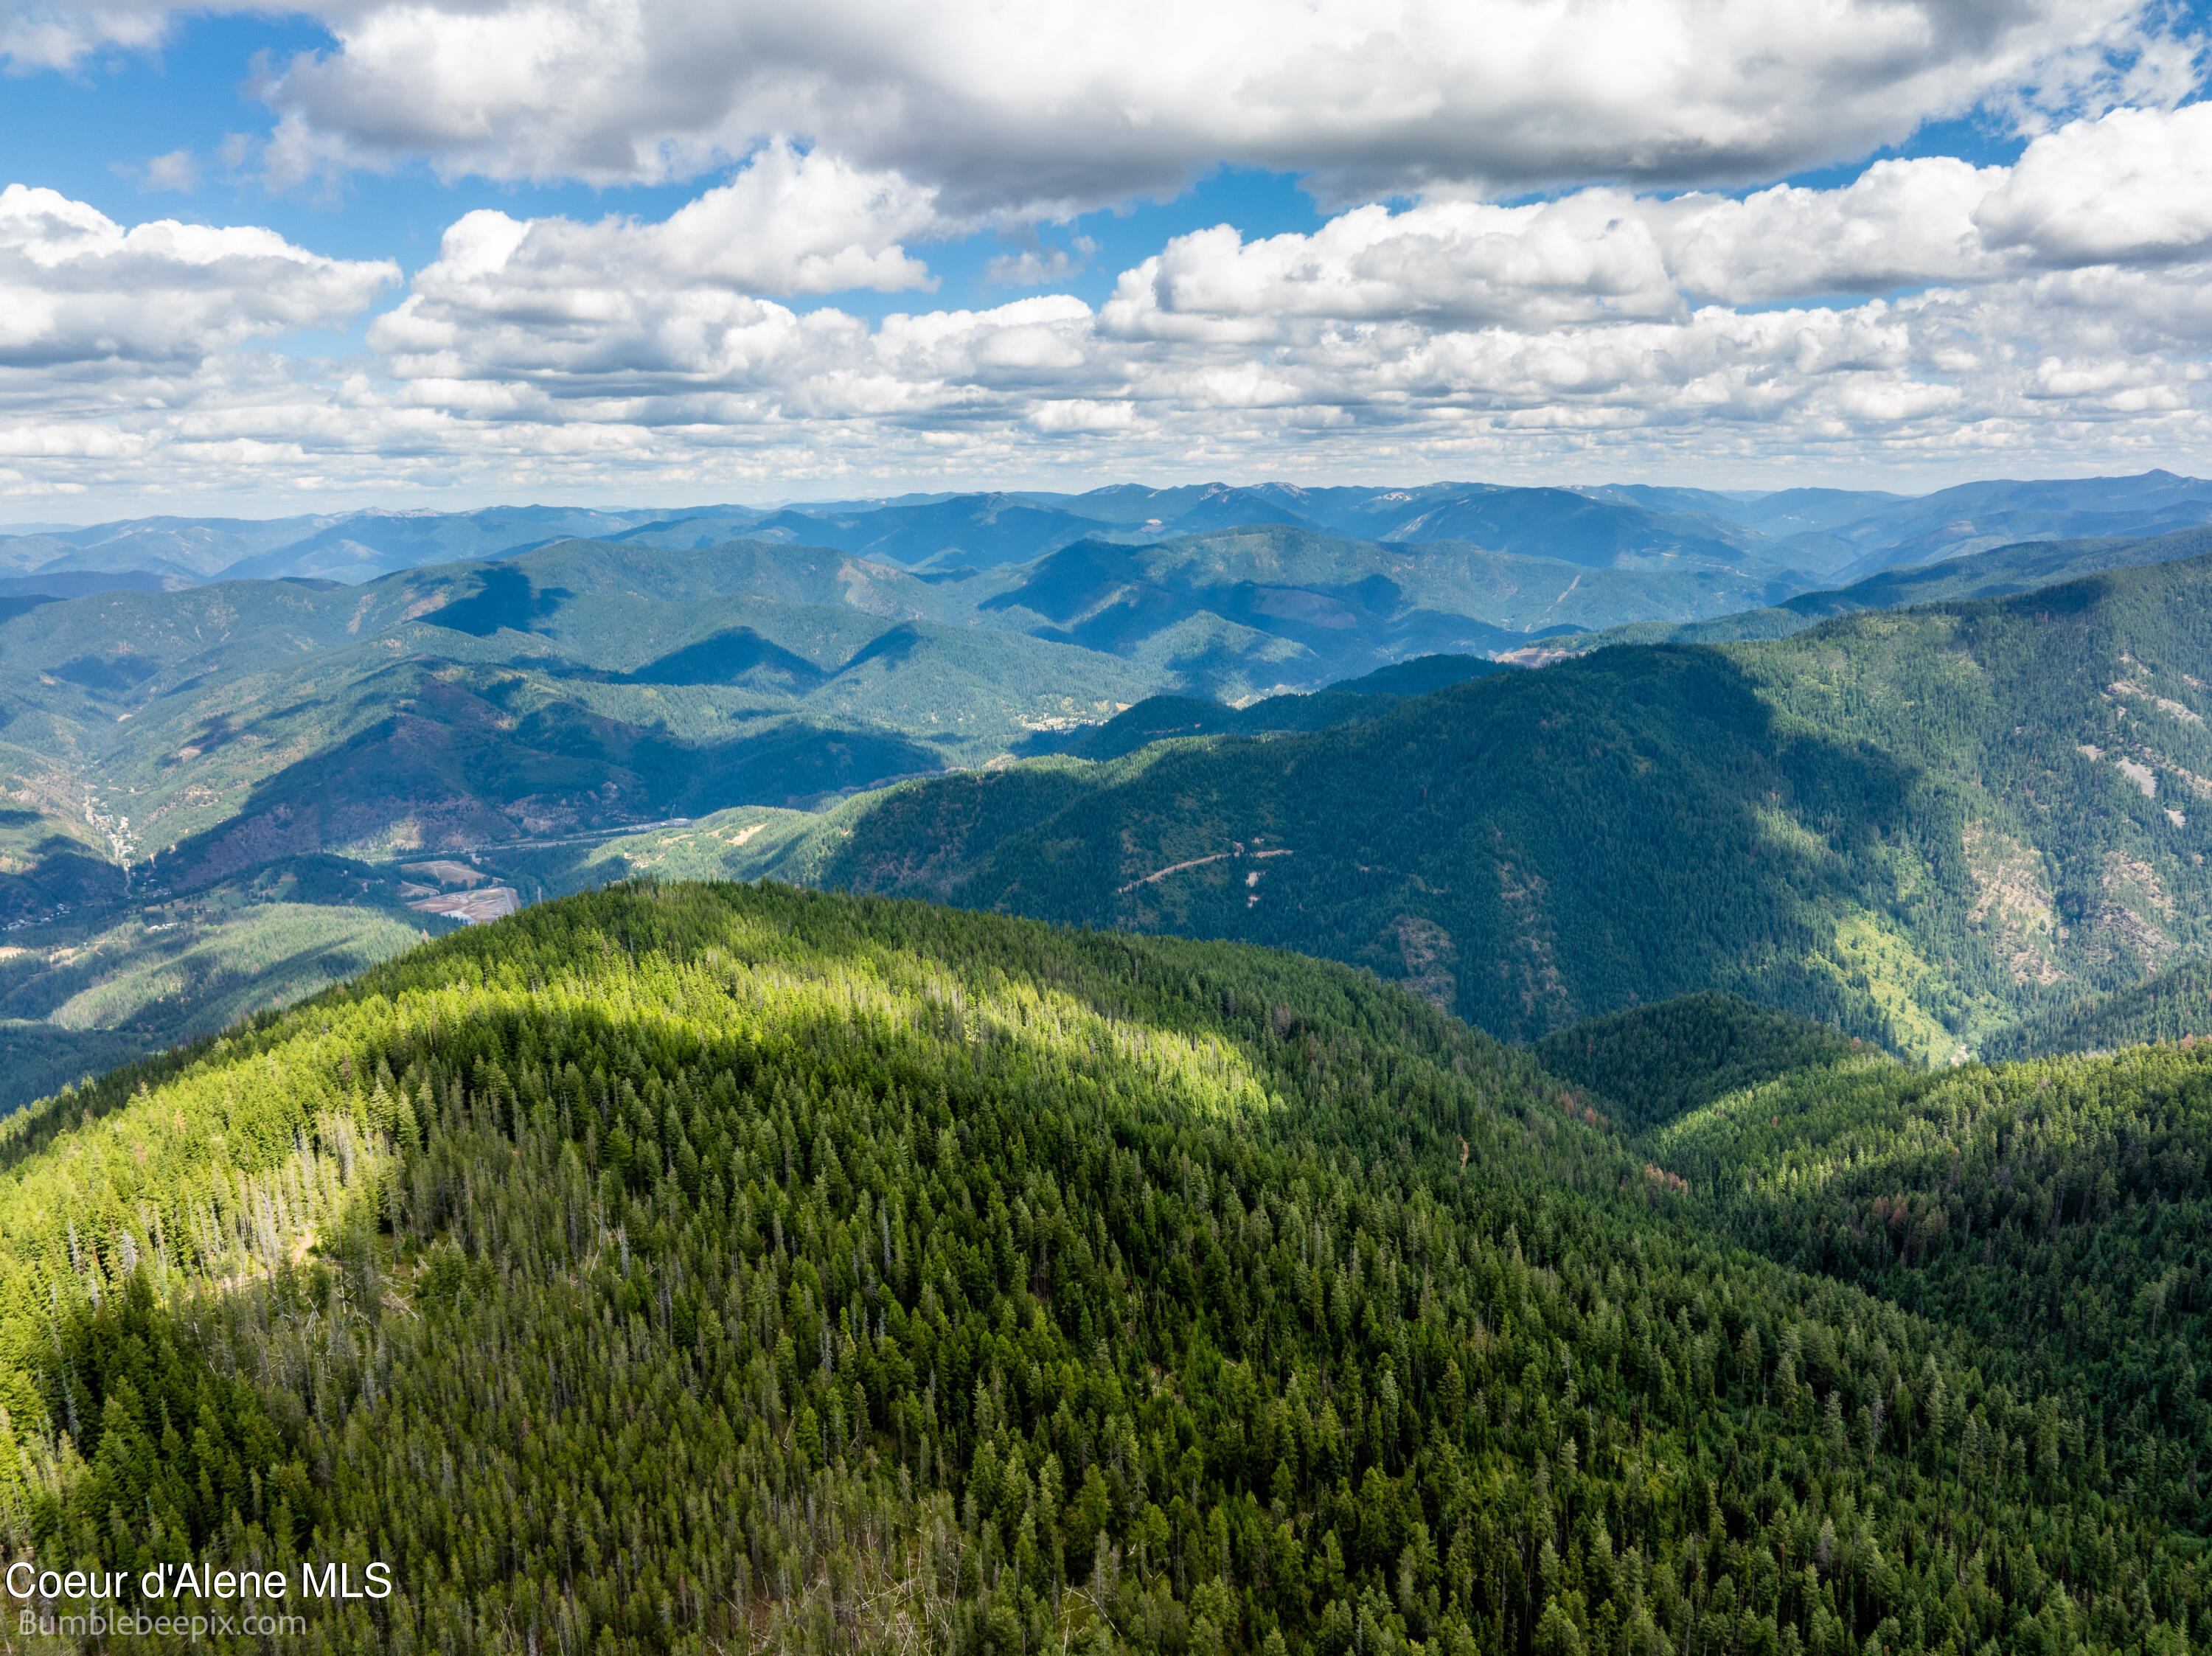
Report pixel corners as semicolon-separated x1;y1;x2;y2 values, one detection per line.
9;472;2210;591
2;883;2208;1656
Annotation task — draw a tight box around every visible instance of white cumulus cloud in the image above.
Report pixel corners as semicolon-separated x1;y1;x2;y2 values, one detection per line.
1655;159;2006;301
1098;103;2212;331
1977;102;2212;264
310;97;2212;484
0;185;397;369
1102;200;1686;341
368;144;945;390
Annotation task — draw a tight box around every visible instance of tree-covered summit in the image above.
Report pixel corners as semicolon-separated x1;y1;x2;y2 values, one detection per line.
0;882;2200;1655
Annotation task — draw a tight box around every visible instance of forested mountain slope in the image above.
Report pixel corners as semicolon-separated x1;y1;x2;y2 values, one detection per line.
0;516;1787;941
1643;1037;2212;1473
619;550;2212;1058
1979;954;2212;1060
0;546;1162;891
1;882;2203;1656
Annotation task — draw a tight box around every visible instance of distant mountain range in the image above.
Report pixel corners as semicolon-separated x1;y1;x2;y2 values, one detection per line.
1536;523;2212;655
10;470;2211;593
0;498;2204;949
0;476;2210;1102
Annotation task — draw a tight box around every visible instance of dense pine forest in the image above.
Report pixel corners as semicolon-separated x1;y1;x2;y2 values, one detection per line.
1648;1034;2212;1452
0;882;2203;1656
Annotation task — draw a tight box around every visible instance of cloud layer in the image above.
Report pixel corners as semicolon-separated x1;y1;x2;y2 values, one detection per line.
0;12;2207;507
372;142;942;395
1100;101;2212;338
252;0;2156;208
7;0;2194;211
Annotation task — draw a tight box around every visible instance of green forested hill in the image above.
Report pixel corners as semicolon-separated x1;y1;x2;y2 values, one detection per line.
608;550;2212;1058
543;647;1935;1050
1531;995;1861;1133
1980;955;2212;1060
0;546;1163;937
0;518;1736;1052
3;882;2203;1655
1068;668;1514;763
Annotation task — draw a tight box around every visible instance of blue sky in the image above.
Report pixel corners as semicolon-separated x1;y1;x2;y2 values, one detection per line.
0;0;2207;514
